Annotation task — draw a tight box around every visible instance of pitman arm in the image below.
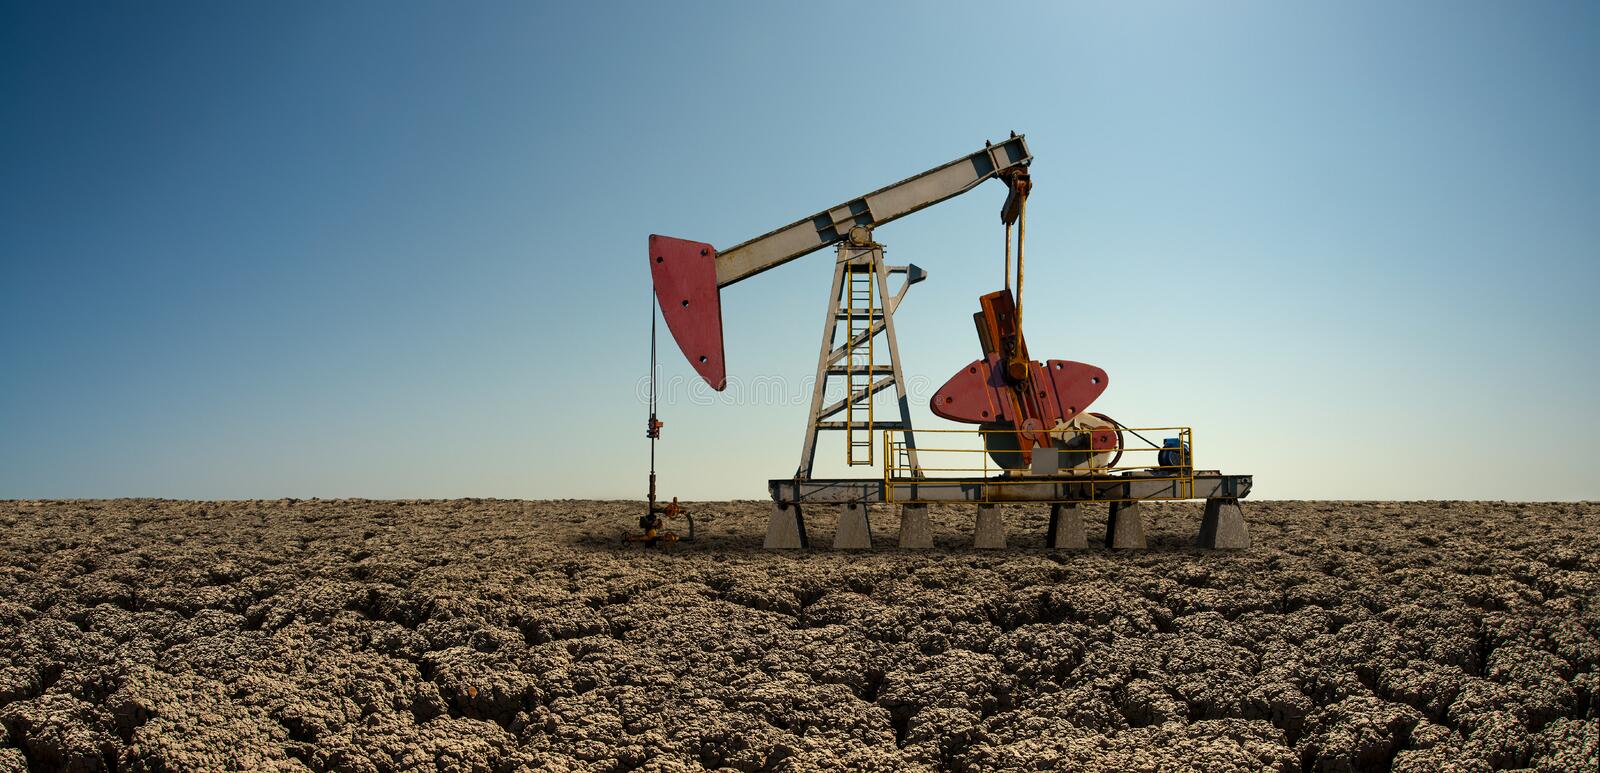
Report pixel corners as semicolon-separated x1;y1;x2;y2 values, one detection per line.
649;133;1032;391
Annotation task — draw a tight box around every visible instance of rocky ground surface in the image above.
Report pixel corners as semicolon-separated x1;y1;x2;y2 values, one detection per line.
0;499;1594;772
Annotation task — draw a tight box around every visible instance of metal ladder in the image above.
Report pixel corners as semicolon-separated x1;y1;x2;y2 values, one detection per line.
796;230;923;481
844;264;875;465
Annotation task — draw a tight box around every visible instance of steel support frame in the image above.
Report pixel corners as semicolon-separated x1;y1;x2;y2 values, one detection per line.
796;237;922;479
769;472;1253;505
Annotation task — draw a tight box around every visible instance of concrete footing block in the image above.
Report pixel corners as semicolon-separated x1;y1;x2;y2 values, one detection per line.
1047;503;1088;549
1106;501;1147;550
764;503;808;550
898;504;933;549
833;503;872;550
1199;498;1250;549
974;504;1006;549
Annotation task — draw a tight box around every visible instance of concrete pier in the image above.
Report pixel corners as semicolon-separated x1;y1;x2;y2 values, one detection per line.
1106;501;1147;549
1047;503;1088;549
833;503;872;550
764;503;808;549
1198;498;1250;549
898;504;933;549
974;504;1006;549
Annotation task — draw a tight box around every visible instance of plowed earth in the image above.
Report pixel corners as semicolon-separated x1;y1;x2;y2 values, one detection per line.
0;499;1595;772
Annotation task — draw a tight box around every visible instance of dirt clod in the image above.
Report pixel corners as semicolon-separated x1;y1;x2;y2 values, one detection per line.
0;499;1594;771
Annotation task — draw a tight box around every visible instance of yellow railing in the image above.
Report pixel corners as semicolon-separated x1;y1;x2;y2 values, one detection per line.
883;425;1195;503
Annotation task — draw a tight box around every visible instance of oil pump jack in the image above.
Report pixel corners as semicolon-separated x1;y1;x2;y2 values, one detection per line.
641;133;1253;550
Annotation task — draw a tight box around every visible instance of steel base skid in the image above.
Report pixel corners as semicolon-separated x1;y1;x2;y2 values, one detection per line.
769;470;1251;505
763;471;1253;550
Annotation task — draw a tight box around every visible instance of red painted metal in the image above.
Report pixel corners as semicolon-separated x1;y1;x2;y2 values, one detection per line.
931;356;1109;429
931;354;1010;424
1040;359;1110;423
1090;429;1118;451
978;290;1027;355
1086;412;1125;464
649;235;726;391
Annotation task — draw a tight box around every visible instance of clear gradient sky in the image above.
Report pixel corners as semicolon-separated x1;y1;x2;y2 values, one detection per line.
3;2;1597;501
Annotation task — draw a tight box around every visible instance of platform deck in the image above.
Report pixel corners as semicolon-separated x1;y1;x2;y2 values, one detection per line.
769;471;1252;505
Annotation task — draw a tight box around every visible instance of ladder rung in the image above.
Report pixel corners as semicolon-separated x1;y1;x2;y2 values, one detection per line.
826;324;886;362
826;365;893;375
816;377;895;420
817;421;907;430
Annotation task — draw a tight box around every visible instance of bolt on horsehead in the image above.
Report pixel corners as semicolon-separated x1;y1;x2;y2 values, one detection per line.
634;133;1252;550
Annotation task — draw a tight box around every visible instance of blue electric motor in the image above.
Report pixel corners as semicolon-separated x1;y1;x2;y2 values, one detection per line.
1158;437;1189;471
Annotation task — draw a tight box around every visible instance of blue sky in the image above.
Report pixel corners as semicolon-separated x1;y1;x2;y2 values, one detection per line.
3;1;1597;500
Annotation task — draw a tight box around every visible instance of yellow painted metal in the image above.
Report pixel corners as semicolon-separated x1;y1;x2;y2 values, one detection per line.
882;425;1195;504
844;262;875;465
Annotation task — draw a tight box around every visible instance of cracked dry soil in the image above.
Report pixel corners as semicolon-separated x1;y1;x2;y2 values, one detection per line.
0;499;1595;772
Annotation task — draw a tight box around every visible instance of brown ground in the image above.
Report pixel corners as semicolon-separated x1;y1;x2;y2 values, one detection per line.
0;499;1595;772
